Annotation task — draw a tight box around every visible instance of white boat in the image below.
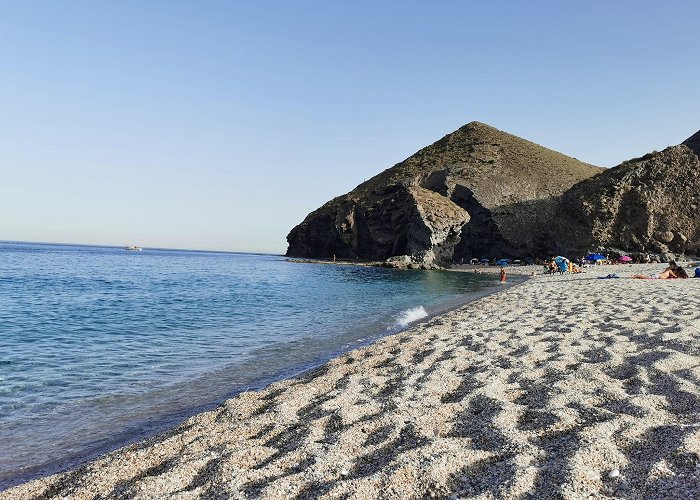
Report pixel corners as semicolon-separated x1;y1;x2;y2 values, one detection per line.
125;245;143;251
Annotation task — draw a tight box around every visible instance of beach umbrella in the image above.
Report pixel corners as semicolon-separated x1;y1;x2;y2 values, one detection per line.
480;258;489;263
619;255;632;262
586;253;605;261
495;258;509;266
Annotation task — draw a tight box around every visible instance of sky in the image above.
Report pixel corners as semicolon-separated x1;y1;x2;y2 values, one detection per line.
1;1;698;254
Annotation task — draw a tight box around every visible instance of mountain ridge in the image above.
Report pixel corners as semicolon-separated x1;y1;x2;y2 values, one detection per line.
286;122;602;265
557;130;700;257
287;122;700;264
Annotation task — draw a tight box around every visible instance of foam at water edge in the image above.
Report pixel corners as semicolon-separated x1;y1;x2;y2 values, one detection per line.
388;306;429;332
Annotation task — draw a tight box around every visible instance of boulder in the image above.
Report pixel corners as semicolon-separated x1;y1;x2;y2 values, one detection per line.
660;253;676;264
654;230;675;243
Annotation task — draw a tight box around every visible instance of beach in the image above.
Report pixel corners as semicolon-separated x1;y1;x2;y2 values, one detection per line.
4;263;700;499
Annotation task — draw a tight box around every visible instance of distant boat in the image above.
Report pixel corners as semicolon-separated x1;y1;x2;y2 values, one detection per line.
125;245;143;251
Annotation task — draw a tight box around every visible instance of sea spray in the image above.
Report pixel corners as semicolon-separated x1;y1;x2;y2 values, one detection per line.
387;305;429;333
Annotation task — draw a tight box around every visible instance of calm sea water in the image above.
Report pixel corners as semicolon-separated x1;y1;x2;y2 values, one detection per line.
0;242;505;488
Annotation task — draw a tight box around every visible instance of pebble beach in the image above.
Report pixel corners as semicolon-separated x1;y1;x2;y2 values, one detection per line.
4;263;700;499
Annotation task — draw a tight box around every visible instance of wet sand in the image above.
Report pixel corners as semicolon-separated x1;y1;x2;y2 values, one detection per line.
4;264;700;499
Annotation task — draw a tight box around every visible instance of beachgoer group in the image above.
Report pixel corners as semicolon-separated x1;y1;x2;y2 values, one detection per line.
544;257;582;275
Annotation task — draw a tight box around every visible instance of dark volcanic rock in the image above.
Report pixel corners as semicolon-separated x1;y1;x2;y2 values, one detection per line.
684;130;700;155
286;184;468;266
286;122;601;265
557;130;700;256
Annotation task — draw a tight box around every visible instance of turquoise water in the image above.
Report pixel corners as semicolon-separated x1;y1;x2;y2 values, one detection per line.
0;242;504;488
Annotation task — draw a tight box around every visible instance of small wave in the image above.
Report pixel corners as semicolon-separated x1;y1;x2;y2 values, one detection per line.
387;306;429;332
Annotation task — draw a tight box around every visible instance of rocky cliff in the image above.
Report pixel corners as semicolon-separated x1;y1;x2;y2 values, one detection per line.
286;122;602;265
557;130;700;256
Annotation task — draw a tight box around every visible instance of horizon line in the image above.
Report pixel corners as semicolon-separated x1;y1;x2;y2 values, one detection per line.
0;239;284;257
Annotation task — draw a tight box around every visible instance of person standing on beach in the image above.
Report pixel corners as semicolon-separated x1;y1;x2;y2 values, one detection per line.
499;267;507;283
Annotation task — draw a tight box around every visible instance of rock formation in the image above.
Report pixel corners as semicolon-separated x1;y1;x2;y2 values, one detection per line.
286;122;602;265
557;130;700;256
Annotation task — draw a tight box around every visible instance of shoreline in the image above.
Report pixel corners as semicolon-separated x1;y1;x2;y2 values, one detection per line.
0;268;517;493
4;263;700;498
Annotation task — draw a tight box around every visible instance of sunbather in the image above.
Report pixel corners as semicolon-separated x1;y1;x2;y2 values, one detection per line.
658;261;688;279
631;261;689;279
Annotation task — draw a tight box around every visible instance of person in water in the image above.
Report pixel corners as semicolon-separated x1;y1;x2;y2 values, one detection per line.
499;267;507;283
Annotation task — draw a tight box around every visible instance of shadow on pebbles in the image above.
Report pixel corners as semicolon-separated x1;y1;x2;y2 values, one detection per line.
5;268;700;499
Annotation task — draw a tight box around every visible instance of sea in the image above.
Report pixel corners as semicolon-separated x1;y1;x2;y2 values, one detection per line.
0;241;508;489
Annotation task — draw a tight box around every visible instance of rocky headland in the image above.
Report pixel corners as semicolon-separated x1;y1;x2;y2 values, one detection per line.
556;130;700;257
286;122;602;267
286;124;700;266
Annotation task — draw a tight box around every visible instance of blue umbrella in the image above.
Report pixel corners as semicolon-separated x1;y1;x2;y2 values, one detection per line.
586;253;605;261
495;258;509;266
480;258;489;263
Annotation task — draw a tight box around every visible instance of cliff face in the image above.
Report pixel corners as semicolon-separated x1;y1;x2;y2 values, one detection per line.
286;184;469;265
557;131;700;256
286;122;602;265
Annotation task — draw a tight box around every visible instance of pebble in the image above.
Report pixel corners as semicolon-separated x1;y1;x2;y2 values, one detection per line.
9;270;700;498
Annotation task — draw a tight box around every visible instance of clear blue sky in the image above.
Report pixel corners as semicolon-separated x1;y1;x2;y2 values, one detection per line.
1;1;698;253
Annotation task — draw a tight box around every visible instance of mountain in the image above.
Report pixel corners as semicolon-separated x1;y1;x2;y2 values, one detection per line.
557;130;700;256
286;122;602;266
